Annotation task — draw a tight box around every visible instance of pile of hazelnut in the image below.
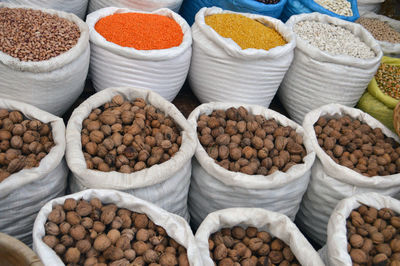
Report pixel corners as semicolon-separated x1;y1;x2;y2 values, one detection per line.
43;198;189;265
314;115;400;177
81;95;182;173
0;109;54;182
208;226;301;265
346;205;400;265
197;107;307;176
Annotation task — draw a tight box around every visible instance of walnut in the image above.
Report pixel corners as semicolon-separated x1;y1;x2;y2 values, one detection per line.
64;247;80;263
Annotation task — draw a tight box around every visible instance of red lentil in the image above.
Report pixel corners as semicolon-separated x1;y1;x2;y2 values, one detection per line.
95;13;184;50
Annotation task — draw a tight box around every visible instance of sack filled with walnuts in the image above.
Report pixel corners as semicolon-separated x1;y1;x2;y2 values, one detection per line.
321;192;400;265
187;102;316;229
297;103;400;247
32;189;202;265
66;87;197;221
0;98;68;246
195;208;324;265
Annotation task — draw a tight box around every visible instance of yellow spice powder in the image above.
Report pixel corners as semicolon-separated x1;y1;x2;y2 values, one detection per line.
205;14;287;51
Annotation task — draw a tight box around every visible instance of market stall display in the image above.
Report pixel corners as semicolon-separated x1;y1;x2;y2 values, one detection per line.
279;13;382;124
187;102;315;229
195;208;324;265
0;98;67;246
189;7;296;107
88;0;183;14
321;192;400;266
0;232;43;266
87;7;192;102
356;12;400;57
0;3;90;116
358;57;400;132
66;87;197;221
179;0;288;26
32;189;202;266
0;0;88;19
297;104;400;246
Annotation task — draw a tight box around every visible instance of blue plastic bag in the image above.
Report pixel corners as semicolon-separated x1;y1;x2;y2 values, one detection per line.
180;0;288;25
280;0;359;22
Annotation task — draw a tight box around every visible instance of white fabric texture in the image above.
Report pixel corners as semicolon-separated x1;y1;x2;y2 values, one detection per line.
86;7;192;102
0;0;88;18
296;104;400;246
66;87;197;221
357;0;384;15
187;102;316;229
279;13;382;124
88;0;183;13
360;12;400;57
189;7;296;107
0;99;67;246
0;3;90;116
33;189;202;266
321;192;400;265
195;208;325;266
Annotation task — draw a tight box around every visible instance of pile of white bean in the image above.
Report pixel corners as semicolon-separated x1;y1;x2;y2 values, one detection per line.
314;0;353;17
294;21;375;59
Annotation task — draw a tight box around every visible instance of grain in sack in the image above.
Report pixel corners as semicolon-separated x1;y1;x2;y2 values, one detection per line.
296;104;400;246
88;0;183;14
187;102;315;229
0;0;88;19
278;13;382;124
196;208;324;265
189;7;296;108
33;189;202;265
0;99;68;246
356;12;400;57
66;87;197;221
0;3;90;116
320;192;400;265
86;7;192;102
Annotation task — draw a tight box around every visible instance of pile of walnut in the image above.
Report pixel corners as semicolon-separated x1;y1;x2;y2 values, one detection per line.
0;109;54;182
82;95;182;173
197;107;307;175
43;198;189;265
314;115;400;177
346;205;400;265
209;226;301;265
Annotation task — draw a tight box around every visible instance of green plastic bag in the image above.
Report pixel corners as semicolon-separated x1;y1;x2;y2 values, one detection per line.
357;56;400;131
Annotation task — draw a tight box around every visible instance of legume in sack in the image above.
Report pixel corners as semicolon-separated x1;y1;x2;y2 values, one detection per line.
376;63;400;100
357;17;400;44
314;0;353;16
95;12;184;50
205;13;286;51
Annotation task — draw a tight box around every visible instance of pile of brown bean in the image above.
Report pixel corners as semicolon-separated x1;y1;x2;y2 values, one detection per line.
197;107;307;176
0;7;80;62
346;205;400;265
0;109;54;182
43;198;189;265
82;95;181;174
209;226;300;265
356;17;400;44
314;116;400;177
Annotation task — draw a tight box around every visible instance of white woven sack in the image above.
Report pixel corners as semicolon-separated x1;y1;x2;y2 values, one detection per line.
87;7;192;102
279;13;382;124
196;208;325;266
187;102;316;229
0;3;90;116
66;87;197;221
320;192;400;265
0;0;88;19
32;189;203;266
0;99;67;246
189;7;296;107
357;0;384;15
296;104;400;246
88;0;183;13
360;12;400;57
